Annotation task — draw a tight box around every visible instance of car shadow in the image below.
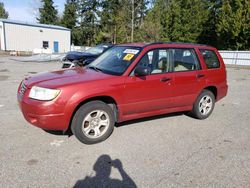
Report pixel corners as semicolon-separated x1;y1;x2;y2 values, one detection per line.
74;154;137;188
44;112;187;136
43;129;73;136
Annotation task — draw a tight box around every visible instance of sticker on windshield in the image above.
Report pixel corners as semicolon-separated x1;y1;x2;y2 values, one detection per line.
123;54;134;61
123;49;139;54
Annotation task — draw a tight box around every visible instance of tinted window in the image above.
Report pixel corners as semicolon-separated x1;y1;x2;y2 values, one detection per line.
172;49;200;72
200;49;220;69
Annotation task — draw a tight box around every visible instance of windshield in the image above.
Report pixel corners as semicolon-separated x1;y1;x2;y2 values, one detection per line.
85;45;105;55
89;46;141;75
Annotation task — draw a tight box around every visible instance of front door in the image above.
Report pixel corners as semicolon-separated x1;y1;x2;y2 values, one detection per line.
122;48;174;115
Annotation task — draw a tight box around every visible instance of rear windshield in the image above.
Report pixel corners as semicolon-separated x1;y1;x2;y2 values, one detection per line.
200;49;220;69
89;46;141;75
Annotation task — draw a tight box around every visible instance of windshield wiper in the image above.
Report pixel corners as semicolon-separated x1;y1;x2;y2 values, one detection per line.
88;66;103;72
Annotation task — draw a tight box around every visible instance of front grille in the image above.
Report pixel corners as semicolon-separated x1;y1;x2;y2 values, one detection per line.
19;82;27;97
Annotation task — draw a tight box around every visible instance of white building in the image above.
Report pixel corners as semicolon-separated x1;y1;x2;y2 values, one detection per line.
0;19;71;53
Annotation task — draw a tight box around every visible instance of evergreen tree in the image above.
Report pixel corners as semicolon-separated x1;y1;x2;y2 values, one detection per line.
0;2;8;19
77;0;100;46
216;0;250;50
97;0;121;43
198;0;221;47
61;0;77;29
60;0;78;45
37;0;58;24
141;0;208;43
139;0;166;41
56;0;250;49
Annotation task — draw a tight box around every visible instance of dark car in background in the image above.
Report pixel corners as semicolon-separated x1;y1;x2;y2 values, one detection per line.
62;44;114;68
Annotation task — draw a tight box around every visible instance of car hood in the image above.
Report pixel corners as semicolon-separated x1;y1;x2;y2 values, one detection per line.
65;51;98;61
23;67;114;89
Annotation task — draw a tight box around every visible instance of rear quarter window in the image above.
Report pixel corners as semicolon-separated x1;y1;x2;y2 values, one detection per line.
200;49;220;69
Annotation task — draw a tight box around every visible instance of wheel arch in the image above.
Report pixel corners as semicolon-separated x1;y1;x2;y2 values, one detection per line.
203;86;217;100
66;95;119;133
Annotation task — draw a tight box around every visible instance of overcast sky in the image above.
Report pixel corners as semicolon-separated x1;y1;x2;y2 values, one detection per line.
2;0;65;23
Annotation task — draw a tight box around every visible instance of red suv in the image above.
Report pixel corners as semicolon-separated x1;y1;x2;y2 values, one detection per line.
17;43;228;144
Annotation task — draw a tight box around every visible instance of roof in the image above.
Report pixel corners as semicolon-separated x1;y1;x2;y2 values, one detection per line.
118;43;146;47
0;19;71;31
145;42;212;47
118;42;213;48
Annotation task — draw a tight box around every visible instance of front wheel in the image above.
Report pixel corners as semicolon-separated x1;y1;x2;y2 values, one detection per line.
190;89;215;119
71;101;115;144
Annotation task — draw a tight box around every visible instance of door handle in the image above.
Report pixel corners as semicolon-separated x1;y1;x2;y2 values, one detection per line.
160;77;172;82
197;74;205;78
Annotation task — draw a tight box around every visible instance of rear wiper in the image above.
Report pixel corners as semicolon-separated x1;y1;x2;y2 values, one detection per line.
88;66;103;72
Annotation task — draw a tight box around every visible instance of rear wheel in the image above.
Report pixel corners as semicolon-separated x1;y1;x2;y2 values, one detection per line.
71;101;115;144
190;89;215;119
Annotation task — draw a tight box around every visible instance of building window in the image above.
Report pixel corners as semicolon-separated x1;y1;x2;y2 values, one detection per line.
43;41;49;49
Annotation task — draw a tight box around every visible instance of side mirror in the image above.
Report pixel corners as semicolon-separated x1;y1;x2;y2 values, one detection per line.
134;66;151;76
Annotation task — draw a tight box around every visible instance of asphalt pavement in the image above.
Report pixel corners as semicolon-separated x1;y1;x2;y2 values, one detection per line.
0;57;249;188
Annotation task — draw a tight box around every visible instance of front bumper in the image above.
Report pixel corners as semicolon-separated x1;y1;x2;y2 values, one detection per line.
17;88;69;131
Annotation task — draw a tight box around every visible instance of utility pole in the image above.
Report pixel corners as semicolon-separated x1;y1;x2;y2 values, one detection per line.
131;0;134;42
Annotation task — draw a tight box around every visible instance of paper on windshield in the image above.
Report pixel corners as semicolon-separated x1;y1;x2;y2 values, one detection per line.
123;49;139;54
123;54;134;61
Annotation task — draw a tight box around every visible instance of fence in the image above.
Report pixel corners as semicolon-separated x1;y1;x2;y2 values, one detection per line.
219;51;250;66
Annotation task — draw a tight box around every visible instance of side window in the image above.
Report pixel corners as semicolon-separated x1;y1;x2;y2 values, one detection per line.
172;49;200;72
134;49;171;75
200;49;220;69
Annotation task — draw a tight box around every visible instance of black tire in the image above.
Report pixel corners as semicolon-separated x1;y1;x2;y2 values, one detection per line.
71;101;115;144
190;89;215;119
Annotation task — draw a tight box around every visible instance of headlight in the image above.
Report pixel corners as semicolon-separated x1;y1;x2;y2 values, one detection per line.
29;86;60;101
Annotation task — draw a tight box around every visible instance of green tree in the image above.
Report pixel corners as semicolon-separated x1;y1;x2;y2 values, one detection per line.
198;0;222;47
216;0;250;50
139;0;166;41
60;0;78;45
0;2;8;18
141;0;208;43
77;0;101;46
97;0;120;43
97;0;149;43
61;0;77;29
37;0;58;24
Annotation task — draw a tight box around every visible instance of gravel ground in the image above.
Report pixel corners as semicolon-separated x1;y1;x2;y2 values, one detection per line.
0;57;250;188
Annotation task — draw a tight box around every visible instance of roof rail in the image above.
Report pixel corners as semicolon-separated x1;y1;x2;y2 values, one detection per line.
144;42;164;47
143;41;211;48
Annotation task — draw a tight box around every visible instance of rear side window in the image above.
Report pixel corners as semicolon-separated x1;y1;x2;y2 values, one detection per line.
200;49;220;69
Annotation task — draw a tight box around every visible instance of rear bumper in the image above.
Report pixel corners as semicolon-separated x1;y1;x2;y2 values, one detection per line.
217;84;228;101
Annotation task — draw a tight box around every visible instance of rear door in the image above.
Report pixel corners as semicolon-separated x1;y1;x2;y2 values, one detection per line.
169;48;205;107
